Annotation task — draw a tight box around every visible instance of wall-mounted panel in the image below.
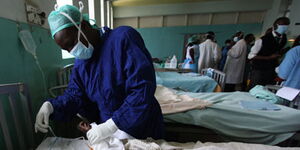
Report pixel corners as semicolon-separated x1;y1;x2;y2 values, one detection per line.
139;16;162;28
188;14;210;26
114;17;138;28
211;12;236;25
163;15;186;27
238;11;265;24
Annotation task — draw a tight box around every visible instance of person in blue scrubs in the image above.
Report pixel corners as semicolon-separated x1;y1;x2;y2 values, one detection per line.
278;44;300;89
34;3;164;144
218;39;233;71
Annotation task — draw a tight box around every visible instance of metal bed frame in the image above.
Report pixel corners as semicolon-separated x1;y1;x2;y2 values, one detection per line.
265;84;300;109
200;68;226;91
0;83;35;149
49;64;74;97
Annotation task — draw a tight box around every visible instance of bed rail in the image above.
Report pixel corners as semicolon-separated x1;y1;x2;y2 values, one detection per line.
49;64;74;97
200;68;226;91
265;85;300;109
0;83;35;149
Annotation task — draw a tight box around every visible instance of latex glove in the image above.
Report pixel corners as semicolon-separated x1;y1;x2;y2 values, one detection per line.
34;101;54;133
87;119;118;144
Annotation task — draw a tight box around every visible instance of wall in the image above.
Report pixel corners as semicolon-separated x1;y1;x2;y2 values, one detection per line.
136;23;262;60
0;0;56;29
288;0;300;37
114;11;265;28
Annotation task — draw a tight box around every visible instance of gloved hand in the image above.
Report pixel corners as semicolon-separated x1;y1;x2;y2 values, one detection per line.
34;101;54;133
87;119;118;144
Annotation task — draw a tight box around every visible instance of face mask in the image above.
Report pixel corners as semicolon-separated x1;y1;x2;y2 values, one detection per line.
69;41;94;59
233;36;239;42
59;7;94;60
276;25;288;34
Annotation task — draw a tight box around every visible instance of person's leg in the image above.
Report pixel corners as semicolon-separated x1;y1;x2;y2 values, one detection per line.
262;69;276;85
250;69;276;89
249;69;261;89
225;84;235;92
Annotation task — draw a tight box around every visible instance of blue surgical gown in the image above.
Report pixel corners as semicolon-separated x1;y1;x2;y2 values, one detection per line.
48;26;164;139
278;46;300;89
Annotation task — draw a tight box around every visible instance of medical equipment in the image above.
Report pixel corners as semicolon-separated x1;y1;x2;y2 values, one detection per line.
0;83;35;149
170;55;177;68
19;30;47;98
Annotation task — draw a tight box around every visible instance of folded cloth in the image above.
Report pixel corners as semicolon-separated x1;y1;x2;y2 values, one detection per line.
155;85;212;114
240;100;281;111
249;85;283;104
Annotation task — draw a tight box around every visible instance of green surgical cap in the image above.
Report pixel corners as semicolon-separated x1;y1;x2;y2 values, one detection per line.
48;5;82;38
188;35;199;44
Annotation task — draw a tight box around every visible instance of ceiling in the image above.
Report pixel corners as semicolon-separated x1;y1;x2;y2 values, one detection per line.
112;0;225;7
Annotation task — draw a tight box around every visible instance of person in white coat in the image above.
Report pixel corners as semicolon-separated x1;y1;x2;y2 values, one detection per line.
198;31;221;72
223;34;255;92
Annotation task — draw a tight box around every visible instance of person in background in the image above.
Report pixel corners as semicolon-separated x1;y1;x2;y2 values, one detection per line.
198;31;220;72
224;34;255;92
248;17;290;88
218;39;233;71
232;31;244;43
34;3;164;144
183;35;200;72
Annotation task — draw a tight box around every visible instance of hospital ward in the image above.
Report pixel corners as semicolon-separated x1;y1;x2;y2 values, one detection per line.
1;0;300;150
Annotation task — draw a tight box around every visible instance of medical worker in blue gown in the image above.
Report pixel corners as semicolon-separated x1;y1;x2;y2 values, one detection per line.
34;3;164;144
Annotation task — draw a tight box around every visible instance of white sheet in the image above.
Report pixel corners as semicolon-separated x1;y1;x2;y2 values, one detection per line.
37;137;300;150
155;85;212;114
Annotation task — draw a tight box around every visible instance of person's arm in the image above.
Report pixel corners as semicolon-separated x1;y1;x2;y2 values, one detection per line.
248;39;262;59
278;48;297;80
111;28;160;138
35;66;89;133
248;39;280;60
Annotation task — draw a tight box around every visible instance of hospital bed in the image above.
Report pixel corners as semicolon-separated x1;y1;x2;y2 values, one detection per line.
156;71;220;92
0;83;36;149
49;64;222;96
0;83;300;149
46;64;300;145
162;90;300;145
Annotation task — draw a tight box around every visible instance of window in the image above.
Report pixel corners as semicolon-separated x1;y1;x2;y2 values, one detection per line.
88;0;95;25
56;0;73;7
101;0;105;27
